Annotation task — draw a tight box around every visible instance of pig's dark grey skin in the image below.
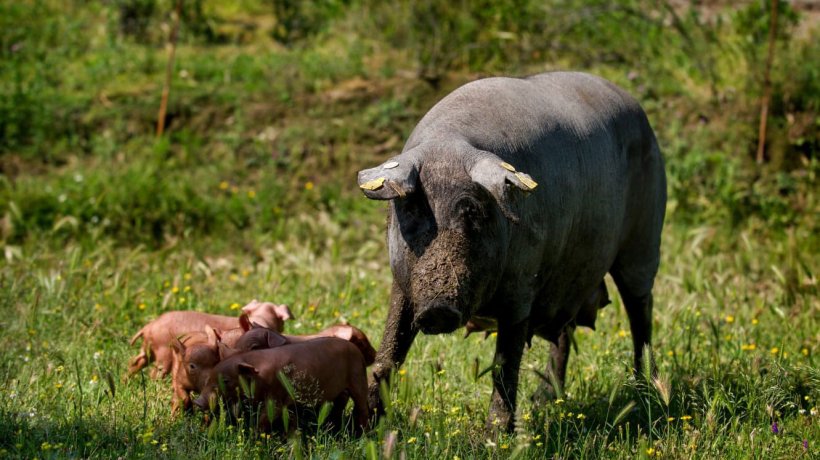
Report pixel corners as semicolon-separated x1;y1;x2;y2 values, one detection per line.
357;72;666;431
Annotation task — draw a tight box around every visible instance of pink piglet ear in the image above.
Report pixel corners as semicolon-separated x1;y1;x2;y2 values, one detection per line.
334;325;353;341
274;304;294;321
172;336;187;354
204;326;221;348
240;299;260;314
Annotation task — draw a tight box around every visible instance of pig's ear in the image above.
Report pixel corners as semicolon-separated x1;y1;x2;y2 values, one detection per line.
357;155;419;200
239;314;252;332
204;326;221;348
469;155;538;197
237;363;258;376
172;336;186;354
274;304;293;321
469;154;538;221
241;299;260;314
267;332;289;348
334;326;353;341
218;341;239;360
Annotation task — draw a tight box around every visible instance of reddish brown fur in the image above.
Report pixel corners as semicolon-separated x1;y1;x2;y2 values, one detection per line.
172;323;375;413
193;338;369;432
234;324;377;366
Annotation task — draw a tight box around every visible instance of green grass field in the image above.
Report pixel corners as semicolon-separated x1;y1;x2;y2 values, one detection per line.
1;1;817;458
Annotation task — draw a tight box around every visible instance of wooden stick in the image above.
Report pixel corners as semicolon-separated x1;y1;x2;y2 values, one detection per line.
156;0;184;137
756;0;779;164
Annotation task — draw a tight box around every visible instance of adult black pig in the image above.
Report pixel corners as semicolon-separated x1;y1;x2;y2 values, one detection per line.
357;71;666;431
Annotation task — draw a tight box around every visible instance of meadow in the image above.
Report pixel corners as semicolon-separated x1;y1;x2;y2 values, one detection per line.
0;1;817;458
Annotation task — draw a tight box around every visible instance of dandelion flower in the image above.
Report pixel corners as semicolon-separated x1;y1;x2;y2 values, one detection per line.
770;347;779;355
725;315;734;323
305;181;314;191
219;181;229;190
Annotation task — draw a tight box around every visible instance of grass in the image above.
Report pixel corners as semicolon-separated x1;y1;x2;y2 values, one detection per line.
1;0;818;458
0;215;817;459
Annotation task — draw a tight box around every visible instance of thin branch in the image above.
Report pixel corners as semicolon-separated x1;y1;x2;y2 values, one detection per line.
156;0;184;137
756;0;779;164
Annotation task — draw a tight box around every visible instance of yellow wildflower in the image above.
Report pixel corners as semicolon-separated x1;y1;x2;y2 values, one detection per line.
229;303;241;310
305;181;314;191
219;181;229;190
725;315;734;323
770;347;779;355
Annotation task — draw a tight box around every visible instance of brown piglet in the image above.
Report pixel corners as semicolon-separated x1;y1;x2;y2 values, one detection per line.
232;323;377;366
193;338;369;432
171;323;375;413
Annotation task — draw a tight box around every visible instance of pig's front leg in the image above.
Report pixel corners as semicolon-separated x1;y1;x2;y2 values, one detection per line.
487;318;529;432
368;281;418;416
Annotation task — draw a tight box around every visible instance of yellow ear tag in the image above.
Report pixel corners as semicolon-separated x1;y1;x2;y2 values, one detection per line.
500;162;516;172
514;172;538;190
359;177;386;191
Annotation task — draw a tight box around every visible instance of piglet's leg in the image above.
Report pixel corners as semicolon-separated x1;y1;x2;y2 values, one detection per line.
368;281;418;416
349;364;371;433
487;318;529;433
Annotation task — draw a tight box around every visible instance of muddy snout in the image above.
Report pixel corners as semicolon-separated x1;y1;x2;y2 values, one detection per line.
414;303;462;334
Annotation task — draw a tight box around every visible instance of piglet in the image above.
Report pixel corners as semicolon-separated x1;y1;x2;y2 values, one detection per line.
172;323;375;413
232;323;377;366
193;338;369;432
127;300;293;378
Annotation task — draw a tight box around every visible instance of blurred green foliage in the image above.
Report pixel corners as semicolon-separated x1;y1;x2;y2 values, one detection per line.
0;0;817;247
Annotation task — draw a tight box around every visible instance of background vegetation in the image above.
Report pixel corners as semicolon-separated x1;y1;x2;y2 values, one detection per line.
0;0;817;458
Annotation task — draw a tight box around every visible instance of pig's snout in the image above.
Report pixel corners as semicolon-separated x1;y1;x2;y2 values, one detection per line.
193;393;215;412
414;303;462;335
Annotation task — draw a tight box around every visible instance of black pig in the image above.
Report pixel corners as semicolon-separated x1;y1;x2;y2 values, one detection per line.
357;72;666;431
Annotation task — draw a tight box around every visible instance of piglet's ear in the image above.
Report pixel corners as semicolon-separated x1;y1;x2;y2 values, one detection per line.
274;304;293;321
239;314;252;332
172;336;186;354
334;326;353;341
237;363;258;376
205;326;222;348
357;154;419;200
241;299;260;314
218;341;239;360
267;332;289;348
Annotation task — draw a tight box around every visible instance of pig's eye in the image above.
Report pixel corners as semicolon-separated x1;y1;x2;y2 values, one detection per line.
188;363;196;371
